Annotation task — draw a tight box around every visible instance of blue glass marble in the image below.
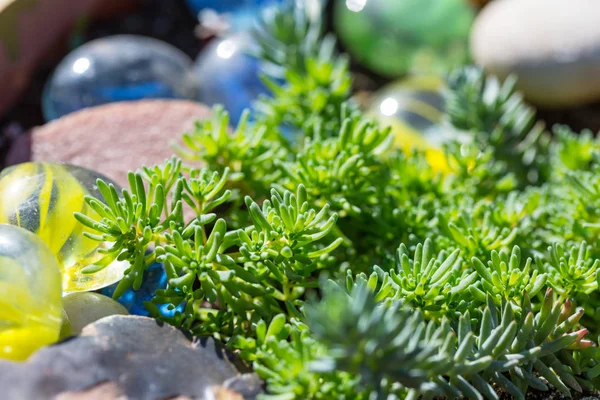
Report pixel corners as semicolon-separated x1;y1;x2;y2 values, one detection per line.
193;34;269;126
100;262;183;318
43;35;196;121
186;0;284;31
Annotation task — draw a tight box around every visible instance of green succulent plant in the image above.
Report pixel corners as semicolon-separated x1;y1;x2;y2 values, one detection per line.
74;1;600;398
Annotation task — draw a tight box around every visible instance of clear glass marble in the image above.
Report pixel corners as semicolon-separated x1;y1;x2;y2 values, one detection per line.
43;35;196;121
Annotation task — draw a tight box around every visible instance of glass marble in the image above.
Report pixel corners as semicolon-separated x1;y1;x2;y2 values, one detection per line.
193;34;269;126
0;162;129;292
0;224;63;360
43;35;196;121
334;0;474;77
186;0;284;31
101;262;183;318
367;76;453;171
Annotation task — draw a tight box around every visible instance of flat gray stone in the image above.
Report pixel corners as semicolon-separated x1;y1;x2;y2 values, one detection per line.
0;315;261;400
471;0;600;107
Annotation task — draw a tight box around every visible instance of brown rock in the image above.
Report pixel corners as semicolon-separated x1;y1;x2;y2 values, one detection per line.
0;0;138;116
31;100;212;187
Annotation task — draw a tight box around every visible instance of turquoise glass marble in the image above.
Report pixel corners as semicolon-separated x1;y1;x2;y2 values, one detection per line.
43;35;196;121
194;34;268;126
0;224;63;360
334;0;474;77
186;0;284;31
101;262;182;318
0;162;128;292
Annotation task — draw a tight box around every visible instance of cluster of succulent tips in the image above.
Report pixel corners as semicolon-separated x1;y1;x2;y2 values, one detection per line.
3;1;600;399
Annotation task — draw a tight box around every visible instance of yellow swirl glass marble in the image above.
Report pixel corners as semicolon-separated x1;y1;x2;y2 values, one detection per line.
0;162;128;292
0;224;62;360
367;76;454;172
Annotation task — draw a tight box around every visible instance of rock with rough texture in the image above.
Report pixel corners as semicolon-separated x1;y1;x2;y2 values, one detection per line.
0;315;262;399
471;0;600;107
30;100;211;187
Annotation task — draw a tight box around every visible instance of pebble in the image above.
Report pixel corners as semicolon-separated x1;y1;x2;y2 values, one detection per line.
471;0;600;107
61;292;128;334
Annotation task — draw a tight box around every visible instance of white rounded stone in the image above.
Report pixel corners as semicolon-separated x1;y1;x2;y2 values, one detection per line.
471;0;600;107
62;292;128;335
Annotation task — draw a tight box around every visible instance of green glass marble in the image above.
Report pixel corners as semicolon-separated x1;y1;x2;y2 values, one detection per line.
334;0;474;77
0;224;63;360
0;163;128;292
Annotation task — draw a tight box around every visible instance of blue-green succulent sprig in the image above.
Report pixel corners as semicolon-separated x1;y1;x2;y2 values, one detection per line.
232;314;365;399
303;279;596;400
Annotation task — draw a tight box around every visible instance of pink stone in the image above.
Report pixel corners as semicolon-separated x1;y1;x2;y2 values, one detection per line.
31;100;211;186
